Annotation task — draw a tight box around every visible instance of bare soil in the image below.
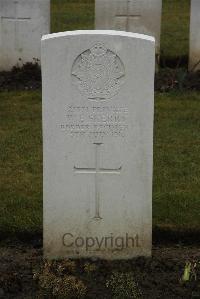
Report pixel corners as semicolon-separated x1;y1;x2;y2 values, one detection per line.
0;242;200;299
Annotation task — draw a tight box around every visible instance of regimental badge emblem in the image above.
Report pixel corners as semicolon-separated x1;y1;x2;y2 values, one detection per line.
71;42;125;100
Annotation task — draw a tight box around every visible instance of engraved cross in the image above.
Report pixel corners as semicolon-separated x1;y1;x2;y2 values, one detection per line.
115;0;141;31
74;143;122;220
1;1;31;50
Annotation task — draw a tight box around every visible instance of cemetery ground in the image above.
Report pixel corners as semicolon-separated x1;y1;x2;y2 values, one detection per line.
1;88;200;298
1;0;200;298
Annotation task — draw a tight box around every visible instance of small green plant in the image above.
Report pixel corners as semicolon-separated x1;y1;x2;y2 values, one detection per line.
106;271;142;299
180;260;200;298
33;260;87;298
180;261;200;283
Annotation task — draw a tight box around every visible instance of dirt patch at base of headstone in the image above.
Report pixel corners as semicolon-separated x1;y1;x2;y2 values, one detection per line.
0;244;200;299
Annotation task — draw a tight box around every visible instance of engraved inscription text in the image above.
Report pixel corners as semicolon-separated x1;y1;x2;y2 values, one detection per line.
60;105;129;138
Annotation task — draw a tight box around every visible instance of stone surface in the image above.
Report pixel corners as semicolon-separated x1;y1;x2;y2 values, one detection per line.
189;0;200;71
95;0;162;55
42;30;155;259
0;0;50;71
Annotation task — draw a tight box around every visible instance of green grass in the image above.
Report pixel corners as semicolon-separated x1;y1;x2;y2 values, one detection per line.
153;92;200;231
1;91;200;236
51;0;94;33
51;0;190;60
0;92;42;237
161;0;190;60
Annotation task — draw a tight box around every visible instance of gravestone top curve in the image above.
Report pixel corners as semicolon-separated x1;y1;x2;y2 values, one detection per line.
42;30;155;42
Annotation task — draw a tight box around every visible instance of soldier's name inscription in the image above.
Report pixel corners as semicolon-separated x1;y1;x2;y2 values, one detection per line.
60;105;129;138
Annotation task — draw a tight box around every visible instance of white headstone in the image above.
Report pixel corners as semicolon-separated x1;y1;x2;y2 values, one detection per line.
189;0;200;71
0;0;50;70
42;30;155;260
95;0;162;55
